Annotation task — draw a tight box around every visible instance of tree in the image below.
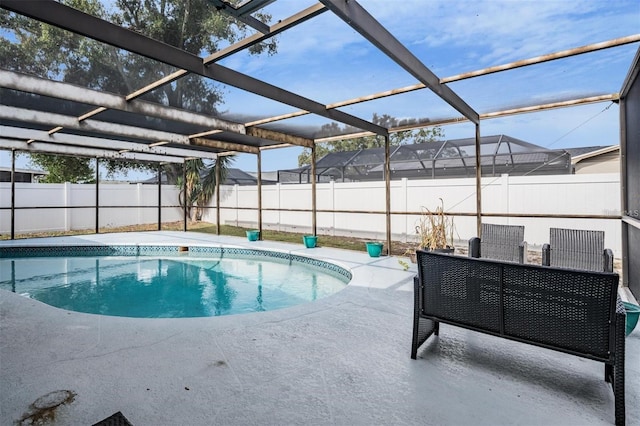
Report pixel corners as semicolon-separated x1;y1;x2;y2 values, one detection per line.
2;0;276;203
1;0;275;105
29;153;95;183
23;152;154;183
297;113;444;166
175;156;234;221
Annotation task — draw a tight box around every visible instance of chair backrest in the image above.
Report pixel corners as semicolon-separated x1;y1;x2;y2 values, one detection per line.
417;250;620;359
480;223;525;263
549;227;605;271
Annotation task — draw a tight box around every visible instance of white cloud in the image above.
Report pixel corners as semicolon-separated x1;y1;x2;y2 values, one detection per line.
217;0;636;164
359;0;638;66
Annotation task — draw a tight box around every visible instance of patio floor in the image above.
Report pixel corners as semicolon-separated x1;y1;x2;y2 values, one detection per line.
1;231;638;425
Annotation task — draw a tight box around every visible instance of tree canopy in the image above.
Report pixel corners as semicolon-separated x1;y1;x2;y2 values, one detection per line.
297;114;444;166
30;154;95;183
1;0;276;182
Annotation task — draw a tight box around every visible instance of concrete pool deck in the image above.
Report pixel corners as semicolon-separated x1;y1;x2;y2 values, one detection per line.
1;231;638;425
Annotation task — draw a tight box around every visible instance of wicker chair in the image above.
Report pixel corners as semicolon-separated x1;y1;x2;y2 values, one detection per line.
412;250;626;425
468;223;527;263
542;227;614;272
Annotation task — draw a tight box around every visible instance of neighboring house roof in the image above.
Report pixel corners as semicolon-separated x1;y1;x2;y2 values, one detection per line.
0;167;47;175
566;145;619;164
141;168;263;186
244;171;279;184
0;167;47;183
224;168;260;185
279;134;574;182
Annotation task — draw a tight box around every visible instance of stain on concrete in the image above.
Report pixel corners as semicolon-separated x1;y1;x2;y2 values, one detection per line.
17;390;76;425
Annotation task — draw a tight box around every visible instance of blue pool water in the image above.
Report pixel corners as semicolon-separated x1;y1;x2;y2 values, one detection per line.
0;249;350;318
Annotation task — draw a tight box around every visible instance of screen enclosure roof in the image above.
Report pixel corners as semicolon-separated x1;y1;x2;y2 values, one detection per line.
0;0;639;165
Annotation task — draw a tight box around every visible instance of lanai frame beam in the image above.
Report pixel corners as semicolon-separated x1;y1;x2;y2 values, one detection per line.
320;0;479;125
0;0;387;138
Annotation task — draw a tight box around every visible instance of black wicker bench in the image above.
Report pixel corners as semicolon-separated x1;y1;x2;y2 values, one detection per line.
411;250;626;425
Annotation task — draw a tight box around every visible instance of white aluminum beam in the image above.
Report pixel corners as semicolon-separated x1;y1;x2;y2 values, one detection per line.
314;93;618;142
0;70;245;135
0;126;217;160
0;139;185;163
0;76;313;150
0;105;191;145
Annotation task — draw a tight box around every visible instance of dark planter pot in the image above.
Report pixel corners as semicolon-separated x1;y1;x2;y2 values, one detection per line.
246;230;260;241
366;241;383;257
412;247;455;262
431;247;455;254
303;235;318;248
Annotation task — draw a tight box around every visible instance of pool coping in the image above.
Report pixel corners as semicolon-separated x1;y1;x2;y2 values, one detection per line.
0;243;353;283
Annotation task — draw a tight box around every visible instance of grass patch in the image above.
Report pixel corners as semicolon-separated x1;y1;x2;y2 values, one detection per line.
1;221;407;255
186;223;379;253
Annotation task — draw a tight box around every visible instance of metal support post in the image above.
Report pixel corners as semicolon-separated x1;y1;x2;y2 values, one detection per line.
95;157;99;234
311;144;317;236
183;162;187;232
384;135;391;255
475;124;482;237
215;158;221;235
10;149;15;239
157;163;162;230
257;151;262;240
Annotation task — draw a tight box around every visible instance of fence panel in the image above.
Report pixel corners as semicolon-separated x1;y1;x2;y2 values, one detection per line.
1;174;621;253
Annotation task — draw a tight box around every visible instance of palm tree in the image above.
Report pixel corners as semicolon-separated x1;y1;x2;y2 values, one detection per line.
173;155;234;222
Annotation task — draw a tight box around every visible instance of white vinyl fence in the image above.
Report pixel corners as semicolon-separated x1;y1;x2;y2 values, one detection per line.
1;173;622;253
0;182;182;234
205;173;622;253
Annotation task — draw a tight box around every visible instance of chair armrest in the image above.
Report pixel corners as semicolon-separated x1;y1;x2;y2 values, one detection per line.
519;241;528;264
542;243;551;266
604;248;614;273
469;237;481;258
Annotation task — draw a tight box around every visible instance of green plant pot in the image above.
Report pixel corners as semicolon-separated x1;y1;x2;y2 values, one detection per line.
246;230;260;241
365;241;383;257
623;301;640;336
303;235;318;248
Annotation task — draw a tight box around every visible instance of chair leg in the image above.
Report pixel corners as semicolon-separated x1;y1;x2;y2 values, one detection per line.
411;316;437;359
614;361;625;426
613;307;626;425
411;275;437;359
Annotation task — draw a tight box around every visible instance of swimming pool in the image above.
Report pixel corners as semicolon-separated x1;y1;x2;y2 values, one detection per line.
0;245;351;318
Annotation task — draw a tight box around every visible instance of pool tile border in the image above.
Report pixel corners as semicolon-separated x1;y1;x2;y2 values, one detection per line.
0;244;352;282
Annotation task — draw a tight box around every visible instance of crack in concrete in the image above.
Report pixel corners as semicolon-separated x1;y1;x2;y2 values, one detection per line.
15;331;185;375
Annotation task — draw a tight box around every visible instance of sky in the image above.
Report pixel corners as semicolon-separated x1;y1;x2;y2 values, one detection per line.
1;0;639;178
